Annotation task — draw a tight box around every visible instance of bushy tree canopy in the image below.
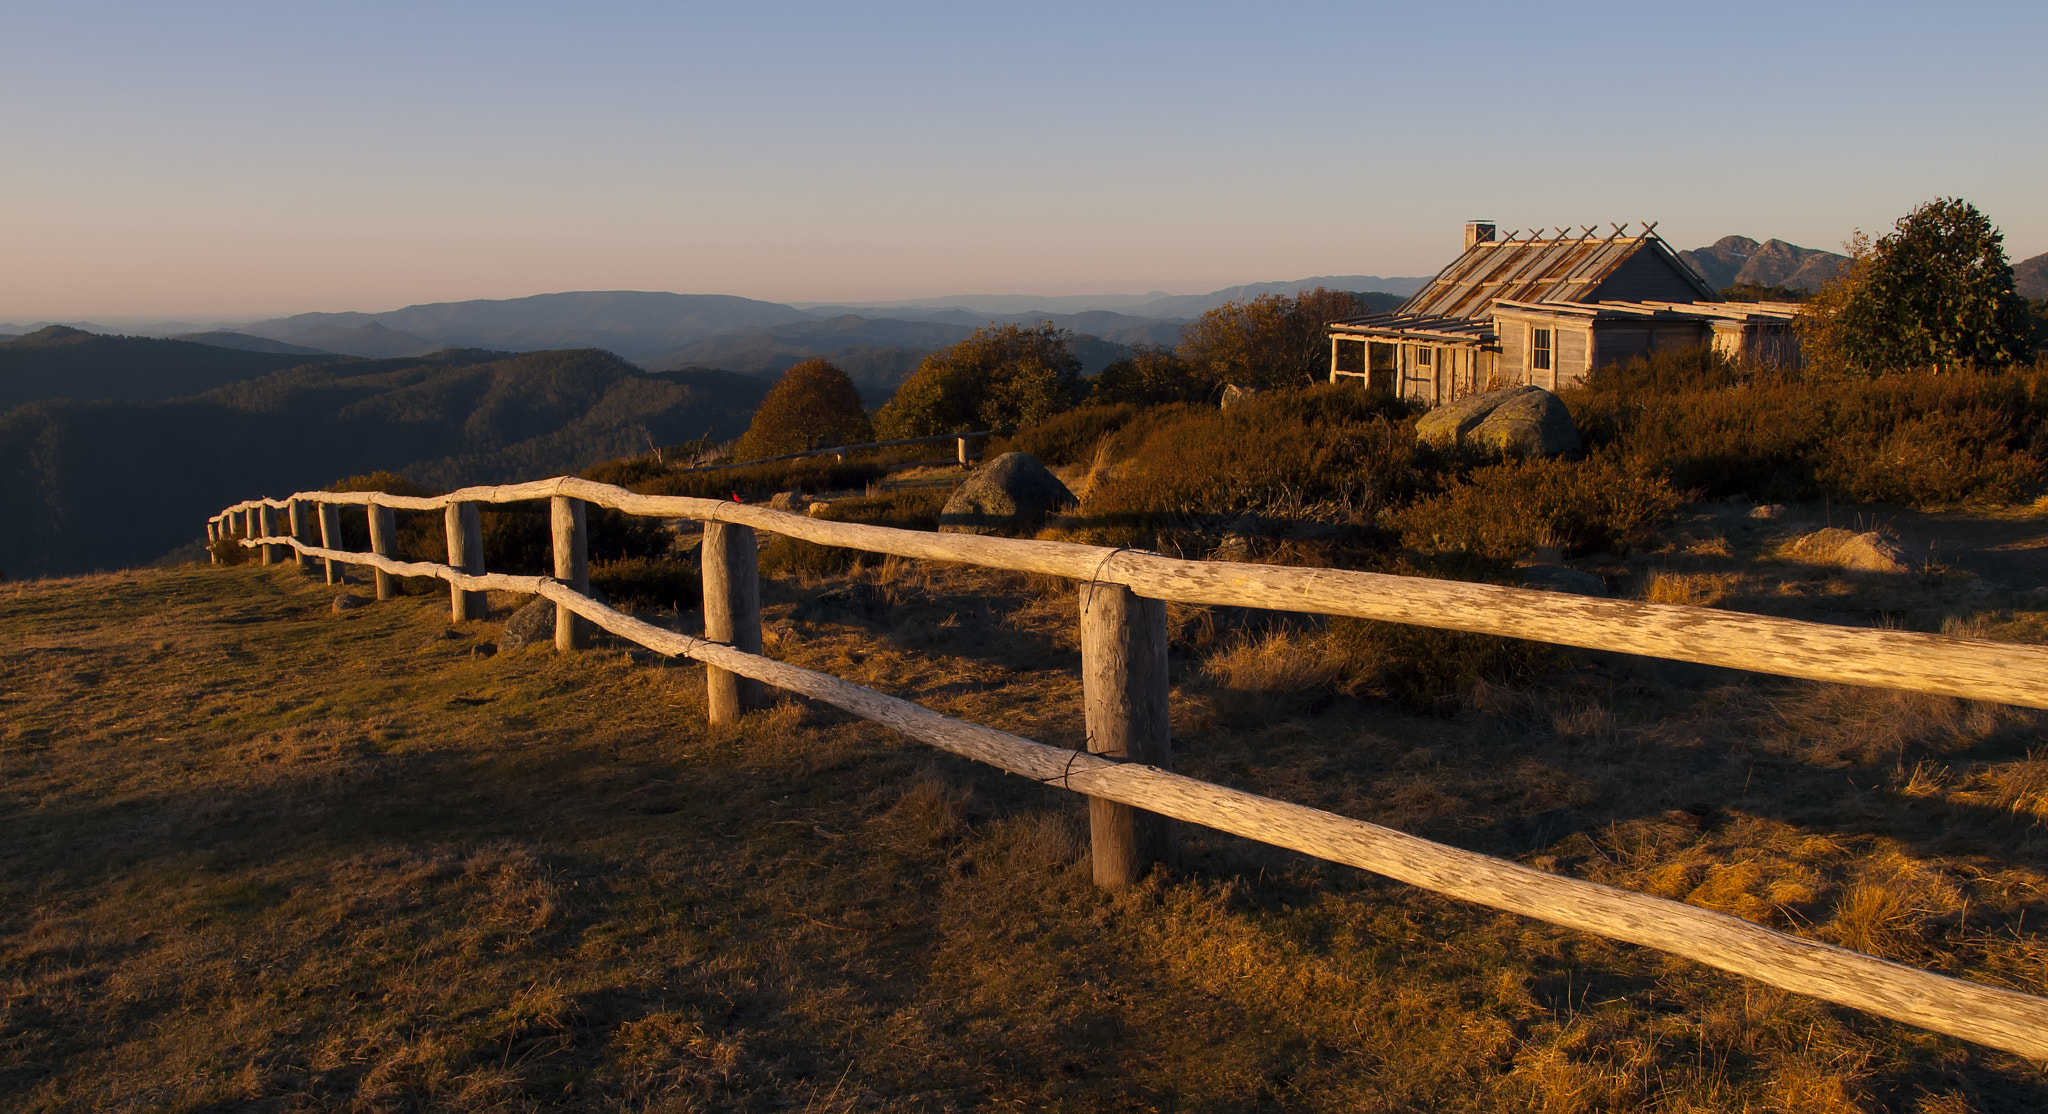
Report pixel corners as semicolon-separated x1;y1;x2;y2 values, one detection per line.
1797;198;2033;374
875;323;1082;438
1089;346;1215;406
732;358;873;462
1177;288;1372;392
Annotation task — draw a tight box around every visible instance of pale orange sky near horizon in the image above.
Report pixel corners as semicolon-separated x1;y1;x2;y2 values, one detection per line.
4;1;2042;323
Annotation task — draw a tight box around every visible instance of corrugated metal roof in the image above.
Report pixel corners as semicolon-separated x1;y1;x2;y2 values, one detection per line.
1399;234;1717;320
1328;312;1491;342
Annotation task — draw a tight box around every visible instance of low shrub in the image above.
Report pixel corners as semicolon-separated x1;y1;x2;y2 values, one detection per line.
1566;348;2048;506
1197;613;1565;719
986;403;1141;467
1077;385;1424;544
209;524;249;566
635;457;893;503
591;555;700;611
1389;455;1679;562
760;481;960;579
1329;617;1566;713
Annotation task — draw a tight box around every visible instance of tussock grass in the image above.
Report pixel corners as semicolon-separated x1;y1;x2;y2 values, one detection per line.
5;555;2048;1110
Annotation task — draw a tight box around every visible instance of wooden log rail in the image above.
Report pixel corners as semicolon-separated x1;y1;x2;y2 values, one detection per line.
215;476;2048;709
213;478;2048;1062
683;430;992;473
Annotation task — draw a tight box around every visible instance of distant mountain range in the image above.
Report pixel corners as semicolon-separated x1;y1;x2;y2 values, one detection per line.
239;291;816;365
796;276;1430;319
0;339;766;577
176;281;1418;399
2016;252;2048;301
1679;237;1847;293
7;247;1883;384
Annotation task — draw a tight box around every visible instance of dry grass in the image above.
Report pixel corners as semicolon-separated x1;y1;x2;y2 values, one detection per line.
5;543;2048;1110
1642;571;1737;607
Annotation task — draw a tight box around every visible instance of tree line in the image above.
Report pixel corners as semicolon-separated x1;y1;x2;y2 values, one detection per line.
730;288;1376;456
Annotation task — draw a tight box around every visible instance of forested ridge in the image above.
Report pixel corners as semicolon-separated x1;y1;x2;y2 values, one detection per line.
0;348;766;577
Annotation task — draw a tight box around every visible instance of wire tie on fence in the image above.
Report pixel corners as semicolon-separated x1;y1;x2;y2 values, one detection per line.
1033;744;1093;789
1080;546;1134;614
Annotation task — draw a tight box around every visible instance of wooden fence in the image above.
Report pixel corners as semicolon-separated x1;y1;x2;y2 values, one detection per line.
682;430;992;473
208;475;2048;1062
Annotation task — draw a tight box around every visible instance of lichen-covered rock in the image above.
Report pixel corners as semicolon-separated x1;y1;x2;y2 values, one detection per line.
1220;383;1261;410
1416;385;1580;458
938;452;1076;536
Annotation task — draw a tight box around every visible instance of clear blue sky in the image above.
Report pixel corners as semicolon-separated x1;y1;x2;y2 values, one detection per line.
3;0;2041;319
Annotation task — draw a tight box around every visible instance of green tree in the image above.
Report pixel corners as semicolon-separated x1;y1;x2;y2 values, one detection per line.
1090;345;1215;405
1177;287;1372;392
1796;198;2032;374
732;358;873;461
875;322;1082;438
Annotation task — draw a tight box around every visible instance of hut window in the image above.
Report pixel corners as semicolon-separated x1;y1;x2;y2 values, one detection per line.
1416;347;1434;367
1531;328;1553;371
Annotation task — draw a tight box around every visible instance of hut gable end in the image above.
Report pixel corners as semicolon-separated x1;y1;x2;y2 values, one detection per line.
1583;241;1720;304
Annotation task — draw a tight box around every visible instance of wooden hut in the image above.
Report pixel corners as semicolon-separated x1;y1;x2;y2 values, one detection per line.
1329;222;1801;404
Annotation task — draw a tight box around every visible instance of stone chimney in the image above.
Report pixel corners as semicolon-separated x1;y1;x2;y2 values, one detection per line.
1464;220;1496;251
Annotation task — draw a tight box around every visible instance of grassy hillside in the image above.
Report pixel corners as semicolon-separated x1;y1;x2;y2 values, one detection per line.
0;349;766;578
6;532;2048;1108
0;326;344;410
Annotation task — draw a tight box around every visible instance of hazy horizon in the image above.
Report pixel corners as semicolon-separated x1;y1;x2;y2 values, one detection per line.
4;1;2041;319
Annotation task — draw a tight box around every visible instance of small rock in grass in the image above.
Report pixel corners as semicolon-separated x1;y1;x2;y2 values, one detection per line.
1788;528;1910;574
938;452;1076;536
332;592;367;613
1749;504;1787;519
498;598;554;651
1220;383;1261;410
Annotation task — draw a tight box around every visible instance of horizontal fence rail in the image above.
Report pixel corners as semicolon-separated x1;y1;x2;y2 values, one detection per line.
217;476;2048;709
212;477;2048;1062
681;430;991;473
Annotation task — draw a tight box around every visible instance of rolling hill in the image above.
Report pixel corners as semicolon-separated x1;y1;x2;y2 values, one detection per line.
171;331;334;356
0;326;345;411
2014;251;2048;301
243;291;815;364
0;348;767;578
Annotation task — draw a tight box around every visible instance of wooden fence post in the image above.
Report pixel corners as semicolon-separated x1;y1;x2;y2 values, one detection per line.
287;500;314;572
367;501;397;601
206;519;219;565
957;436;971;467
318;503;342;585
701;520;763;723
446;502;486;621
256;504;279;565
551;496;589;650
1079;581;1176;888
